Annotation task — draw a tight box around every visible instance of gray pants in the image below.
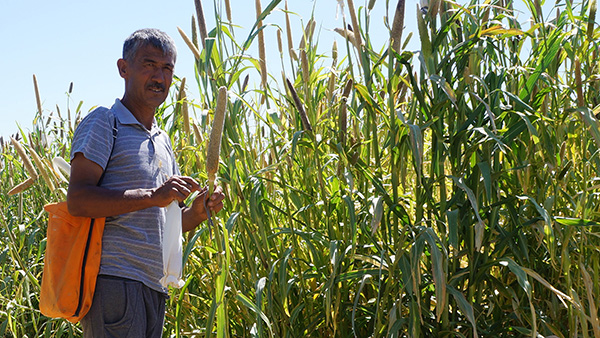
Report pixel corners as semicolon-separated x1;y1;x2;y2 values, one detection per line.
81;275;167;338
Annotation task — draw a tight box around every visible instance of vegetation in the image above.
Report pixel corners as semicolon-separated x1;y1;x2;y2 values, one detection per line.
2;0;600;336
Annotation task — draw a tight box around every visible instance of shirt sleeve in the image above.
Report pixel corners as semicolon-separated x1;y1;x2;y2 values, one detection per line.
70;107;115;170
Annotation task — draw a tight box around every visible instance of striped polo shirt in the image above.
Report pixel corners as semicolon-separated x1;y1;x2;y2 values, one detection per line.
71;99;179;293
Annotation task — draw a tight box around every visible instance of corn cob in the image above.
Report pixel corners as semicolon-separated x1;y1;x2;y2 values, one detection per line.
194;0;208;48
285;0;298;61
346;0;363;48
277;29;283;56
178;27;202;61
327;42;338;102
242;74;250;93
301;49;310;86
29;146;55;192
286;78;312;132
224;0;232;23
206;86;228;196
390;0;405;52
11;137;38;179
327;72;337;103
178;78;190;138
299;19;315;51
43;157;64;187
192;121;203;145
33;75;43;118
256;0;268;97
8;177;36;196
191;16;198;48
332;40;338;65
340;79;353;146
334;28;358;49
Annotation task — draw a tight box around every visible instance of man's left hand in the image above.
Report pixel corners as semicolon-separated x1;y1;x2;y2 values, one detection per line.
182;185;225;232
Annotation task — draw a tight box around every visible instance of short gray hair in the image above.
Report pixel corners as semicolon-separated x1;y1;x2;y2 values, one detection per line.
122;28;177;62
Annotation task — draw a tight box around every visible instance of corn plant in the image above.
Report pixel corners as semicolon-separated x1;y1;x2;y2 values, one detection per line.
3;0;600;337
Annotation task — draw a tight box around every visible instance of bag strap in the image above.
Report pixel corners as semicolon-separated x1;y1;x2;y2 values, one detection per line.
97;116;118;186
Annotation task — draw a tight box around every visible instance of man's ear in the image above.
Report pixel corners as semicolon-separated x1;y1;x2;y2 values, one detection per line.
117;59;128;78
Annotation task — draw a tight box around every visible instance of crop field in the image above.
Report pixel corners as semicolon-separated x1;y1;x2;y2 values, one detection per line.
2;0;600;337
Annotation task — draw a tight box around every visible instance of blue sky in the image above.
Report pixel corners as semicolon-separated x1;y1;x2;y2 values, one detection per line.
1;0;541;139
0;0;406;139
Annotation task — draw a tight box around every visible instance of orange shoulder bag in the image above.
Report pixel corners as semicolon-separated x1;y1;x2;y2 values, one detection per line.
39;117;117;323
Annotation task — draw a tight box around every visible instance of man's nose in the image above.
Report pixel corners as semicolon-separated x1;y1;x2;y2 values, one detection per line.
151;68;168;83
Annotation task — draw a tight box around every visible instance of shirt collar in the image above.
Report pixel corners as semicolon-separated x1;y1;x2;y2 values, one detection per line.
111;99;160;133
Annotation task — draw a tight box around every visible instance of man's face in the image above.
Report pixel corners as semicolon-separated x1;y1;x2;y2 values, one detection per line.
119;44;175;112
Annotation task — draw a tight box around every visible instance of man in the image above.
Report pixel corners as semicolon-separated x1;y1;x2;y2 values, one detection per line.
67;28;225;337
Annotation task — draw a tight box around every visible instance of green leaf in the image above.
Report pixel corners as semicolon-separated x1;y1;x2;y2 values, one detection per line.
477;161;492;201
423;228;447;320
447;285;478;338
430;74;457;105
554;217;600;226
499;258;532;297
235;290;273;336
450;176;485;250
406;123;423;179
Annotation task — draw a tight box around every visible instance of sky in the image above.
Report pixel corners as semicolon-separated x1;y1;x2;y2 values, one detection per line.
0;0;413;139
0;0;540;139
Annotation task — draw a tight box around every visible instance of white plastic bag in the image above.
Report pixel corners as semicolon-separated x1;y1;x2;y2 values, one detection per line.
160;200;185;288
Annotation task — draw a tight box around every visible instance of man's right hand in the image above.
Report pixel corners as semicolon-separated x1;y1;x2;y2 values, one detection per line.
150;176;200;207
67;152;200;218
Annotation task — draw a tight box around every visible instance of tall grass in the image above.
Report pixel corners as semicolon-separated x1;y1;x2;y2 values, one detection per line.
3;0;600;337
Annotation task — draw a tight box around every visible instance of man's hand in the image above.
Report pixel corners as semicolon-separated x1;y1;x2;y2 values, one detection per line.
182;185;225;232
68;152;204;218
151;176;201;207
